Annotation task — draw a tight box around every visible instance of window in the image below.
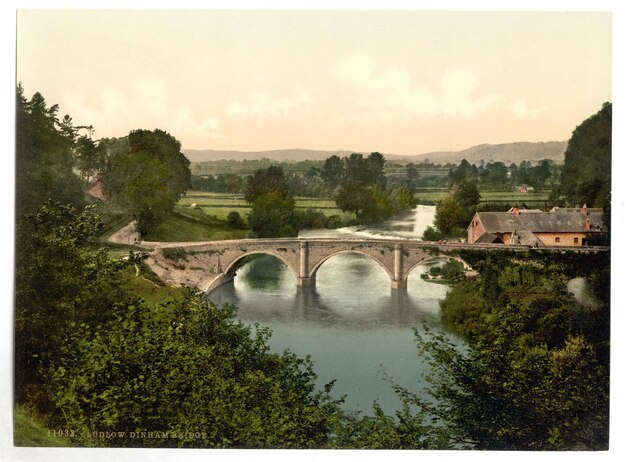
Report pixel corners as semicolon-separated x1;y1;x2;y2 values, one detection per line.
555;237;560;243
574;237;579;244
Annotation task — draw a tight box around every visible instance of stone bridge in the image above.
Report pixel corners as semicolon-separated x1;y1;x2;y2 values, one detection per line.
140;238;606;292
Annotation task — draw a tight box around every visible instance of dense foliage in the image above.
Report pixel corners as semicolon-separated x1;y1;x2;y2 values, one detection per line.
14;202;129;411
244;165;290;203
558;102;611;215
407;255;610;450
49;293;344;448
329;153;416;223
103;129;192;235
16;85;87;213
247;192;298;237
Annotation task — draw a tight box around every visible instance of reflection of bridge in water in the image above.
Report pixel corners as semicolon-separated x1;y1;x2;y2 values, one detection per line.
142;238;608;292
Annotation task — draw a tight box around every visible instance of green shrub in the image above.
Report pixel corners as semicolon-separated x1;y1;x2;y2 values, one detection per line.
48;291;343;448
226;211;247;229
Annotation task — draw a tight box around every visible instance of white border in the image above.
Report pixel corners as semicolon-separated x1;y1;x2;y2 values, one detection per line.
2;2;624;462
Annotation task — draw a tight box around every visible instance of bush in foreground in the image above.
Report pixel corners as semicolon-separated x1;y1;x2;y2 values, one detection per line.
48;291;344;448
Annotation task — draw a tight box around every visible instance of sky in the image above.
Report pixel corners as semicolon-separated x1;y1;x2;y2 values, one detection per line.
16;8;612;155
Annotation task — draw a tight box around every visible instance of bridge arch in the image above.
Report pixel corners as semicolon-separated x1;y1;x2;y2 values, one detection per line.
404;254;473;280
308;250;394;283
221;250;299;280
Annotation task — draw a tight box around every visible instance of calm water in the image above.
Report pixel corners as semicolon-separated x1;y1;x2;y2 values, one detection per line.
207;206;463;414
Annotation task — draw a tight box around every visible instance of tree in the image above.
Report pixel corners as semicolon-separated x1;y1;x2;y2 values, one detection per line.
342;153;371;183
559;102;611;210
321;155;344;189
244;166;290;203
49;292;344;448
127;129;191;197
247;192;297;237
335;181;374;221
448;159;475;185
16;86;86;214
453;181;481;209
367;152;387;188
392;255;610;450
434;196;463;235
74;134;102;181
391;187;417;213
14;202;129;412
480;162;508;186
104;130;191;235
396;321;608;450
406;163;419;181
226;211;247;229
115;152;178;235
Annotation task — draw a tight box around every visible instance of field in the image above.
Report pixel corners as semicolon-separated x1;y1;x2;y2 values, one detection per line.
179;192;355;221
414;188;551;207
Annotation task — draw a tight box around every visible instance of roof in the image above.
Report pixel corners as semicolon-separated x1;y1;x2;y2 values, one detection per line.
475;232;500;244
550;207;603;213
475;209;606;234
510;230;545;246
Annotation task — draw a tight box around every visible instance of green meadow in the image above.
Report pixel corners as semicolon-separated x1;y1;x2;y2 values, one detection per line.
179;192;355;221
414;188;551;206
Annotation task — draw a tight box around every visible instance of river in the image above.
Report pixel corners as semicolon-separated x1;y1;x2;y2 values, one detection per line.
207;205;463;415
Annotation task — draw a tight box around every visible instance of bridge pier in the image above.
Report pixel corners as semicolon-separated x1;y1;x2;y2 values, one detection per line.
392;243;407;290
297;241;315;287
297;275;316;287
391;278;408;290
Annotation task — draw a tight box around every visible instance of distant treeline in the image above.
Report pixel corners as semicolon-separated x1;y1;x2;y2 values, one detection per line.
191;157;563;196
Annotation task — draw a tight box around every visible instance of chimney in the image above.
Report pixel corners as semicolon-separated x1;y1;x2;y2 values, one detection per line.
585;218;591;231
513;207;519;217
544;201;548;213
581;204;587;216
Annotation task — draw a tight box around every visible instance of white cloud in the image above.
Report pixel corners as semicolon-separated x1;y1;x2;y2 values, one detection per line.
512;98;549;117
334;53;502;118
62;79;226;144
334;52;377;87
227;90;313;117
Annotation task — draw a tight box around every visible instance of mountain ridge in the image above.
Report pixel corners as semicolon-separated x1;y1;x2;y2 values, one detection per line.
184;141;567;165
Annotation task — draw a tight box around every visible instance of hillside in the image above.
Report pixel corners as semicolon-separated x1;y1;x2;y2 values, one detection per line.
401;141;567;165
183;141;567;165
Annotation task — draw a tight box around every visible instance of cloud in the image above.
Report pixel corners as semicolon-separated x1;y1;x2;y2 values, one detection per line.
227;90;313;117
334;53;502;118
62;79;226;144
512;98;549;117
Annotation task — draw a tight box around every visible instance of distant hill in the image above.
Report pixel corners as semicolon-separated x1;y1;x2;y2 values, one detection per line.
397;141;567;165
183;148;353;163
184;141;567;165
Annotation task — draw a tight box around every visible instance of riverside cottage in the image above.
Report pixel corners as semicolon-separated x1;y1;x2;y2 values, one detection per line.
467;204;606;247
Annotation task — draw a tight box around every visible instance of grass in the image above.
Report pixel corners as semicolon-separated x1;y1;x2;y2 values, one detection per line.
178;191;355;222
13;405;69;447
142;210;248;242
415;189;551;206
119;265;185;308
93;201;133;239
